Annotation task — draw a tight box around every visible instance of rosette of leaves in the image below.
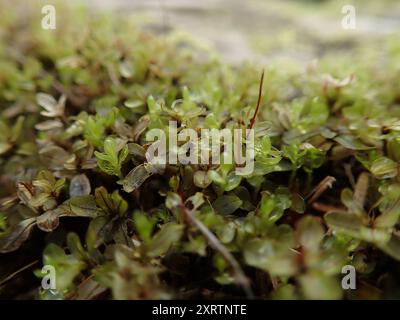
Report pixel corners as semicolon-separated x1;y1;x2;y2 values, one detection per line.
0;171;101;253
325;173;400;260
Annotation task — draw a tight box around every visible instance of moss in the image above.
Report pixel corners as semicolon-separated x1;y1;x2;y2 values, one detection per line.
1;1;400;300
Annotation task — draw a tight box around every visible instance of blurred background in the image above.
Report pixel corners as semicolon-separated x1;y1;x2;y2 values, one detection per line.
76;0;400;65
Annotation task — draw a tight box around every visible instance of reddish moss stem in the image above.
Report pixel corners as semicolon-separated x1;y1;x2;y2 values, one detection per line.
248;69;265;131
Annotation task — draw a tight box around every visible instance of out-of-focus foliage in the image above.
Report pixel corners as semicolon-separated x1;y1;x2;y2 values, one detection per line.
1;1;400;300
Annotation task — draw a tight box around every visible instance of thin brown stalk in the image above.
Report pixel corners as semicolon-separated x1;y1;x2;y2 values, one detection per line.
306;176;336;205
248;69;265;132
312;202;347;213
353;172;369;209
0;260;39;287
179;203;254;299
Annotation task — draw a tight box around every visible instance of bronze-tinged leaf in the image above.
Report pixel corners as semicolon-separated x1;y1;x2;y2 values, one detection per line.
36;207;67;232
0;196;18;211
290;193;305;213
353;172;369;210
17;182;35;205
122;164;153;193
94;186;113;213
127;143;146;160
70;174;91;197
36;92;57;111
132;117;150;142
37;93;66;118
35;119;63;131
39;145;70;171
68;195;101;218
0;218;37;253
86;216;110;251
29;192;52;208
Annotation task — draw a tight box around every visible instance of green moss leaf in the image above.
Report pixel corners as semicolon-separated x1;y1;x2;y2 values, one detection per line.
370;157;398;179
122;164;153;193
0;218;37;253
147;223;184;258
212;195;242;215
